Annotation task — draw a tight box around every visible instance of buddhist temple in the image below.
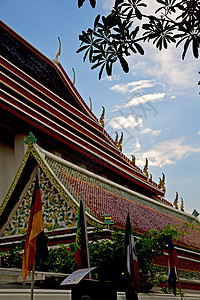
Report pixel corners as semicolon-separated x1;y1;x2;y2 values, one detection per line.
0;20;199;289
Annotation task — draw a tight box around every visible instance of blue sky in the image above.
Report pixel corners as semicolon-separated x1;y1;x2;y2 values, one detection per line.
1;0;199;215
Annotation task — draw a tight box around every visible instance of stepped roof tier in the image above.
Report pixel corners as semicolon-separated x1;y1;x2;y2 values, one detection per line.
1;20;164;200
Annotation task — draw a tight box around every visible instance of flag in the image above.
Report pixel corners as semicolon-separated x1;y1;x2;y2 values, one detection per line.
168;240;179;296
22;173;48;282
75;198;90;269
123;209;141;292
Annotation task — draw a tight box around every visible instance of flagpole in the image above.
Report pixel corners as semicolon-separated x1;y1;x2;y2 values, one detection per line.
81;192;91;279
176;268;183;300
30;259;35;300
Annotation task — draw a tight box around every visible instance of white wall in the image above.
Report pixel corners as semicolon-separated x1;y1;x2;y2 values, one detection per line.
0;141;15;204
0;133;26;205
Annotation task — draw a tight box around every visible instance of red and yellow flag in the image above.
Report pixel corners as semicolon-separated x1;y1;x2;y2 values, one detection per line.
22;173;47;282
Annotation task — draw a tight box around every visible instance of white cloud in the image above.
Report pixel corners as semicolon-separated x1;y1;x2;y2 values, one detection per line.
130;44;198;89
108;114;161;136
108;115;143;129
110;80;155;94
198;130;200;135
113;93;165;111
132;138;141;152
134;137;200;167
140;128;161;136
101;0;114;10
102;75;120;81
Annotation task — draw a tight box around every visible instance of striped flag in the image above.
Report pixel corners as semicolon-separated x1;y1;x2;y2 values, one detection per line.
75;198;90;269
123;209;141;292
168;240;179;296
22;173;48;282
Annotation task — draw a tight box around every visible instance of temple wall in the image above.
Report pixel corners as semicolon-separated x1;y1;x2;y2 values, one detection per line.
0;132;26;206
0;140;15;205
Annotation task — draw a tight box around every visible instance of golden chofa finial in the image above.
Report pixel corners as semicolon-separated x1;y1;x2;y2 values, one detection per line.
159;173;166;195
143;157;149;178
54;36;61;63
99;106;105;128
149;174;152;181
118;132;123;152
174;192;178;209
131;155;136;165
72;68;75;85
115;131;119;145
180;197;184;212
89;97;92;111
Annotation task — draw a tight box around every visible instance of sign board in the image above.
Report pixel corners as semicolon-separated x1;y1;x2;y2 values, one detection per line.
60;267;97;285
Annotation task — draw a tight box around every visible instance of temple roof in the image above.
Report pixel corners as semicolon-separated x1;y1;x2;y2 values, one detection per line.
1;20;164;199
0;140;199;251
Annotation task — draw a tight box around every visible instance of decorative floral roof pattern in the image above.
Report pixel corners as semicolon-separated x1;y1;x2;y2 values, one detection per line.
2;171;77;237
60;172;200;250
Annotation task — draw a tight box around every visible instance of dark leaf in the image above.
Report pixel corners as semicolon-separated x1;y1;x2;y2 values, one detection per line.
163;38;168;49
99;63;105;80
89;48;93;62
94;14;101;28
142;24;151;30
78;0;85;8
135;8;142;20
134;43;144;55
119;56;129;73
106;61;112;76
76;45;90;53
127;9;133;20
192;38;199;59
182;38;190;60
131;26;140;40
130;44;137;53
156;38;162;50
83;48;90;62
89;0;96;8
91;61;103;70
115;0;123;7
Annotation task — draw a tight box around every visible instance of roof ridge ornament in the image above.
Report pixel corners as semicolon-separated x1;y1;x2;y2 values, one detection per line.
53;37;61;64
143;157;149;178
24;132;37;145
159;173;166;195
118;132;123;152
89;97;92;111
72;67;75;85
174;192;178;209
131;155;136;165
99;106;105;128
180;197;184;212
115;131;119;145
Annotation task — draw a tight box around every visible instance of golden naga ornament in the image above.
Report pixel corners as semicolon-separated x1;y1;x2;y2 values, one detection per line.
89;97;92;111
174;192;178;209
72;67;75;85
159;173;166;195
180;197;184;212
115;131;119;145
131;155;136;165
53;36;61;64
143;157;149;178
99;106;105;128
118;132;123;152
